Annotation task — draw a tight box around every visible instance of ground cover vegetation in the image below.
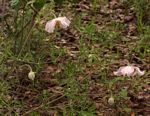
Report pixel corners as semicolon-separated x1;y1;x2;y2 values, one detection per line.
0;0;150;115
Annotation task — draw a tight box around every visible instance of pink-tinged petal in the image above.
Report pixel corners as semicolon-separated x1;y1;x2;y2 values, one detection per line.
113;71;120;76
63;17;71;26
45;17;70;33
134;67;145;76
57;17;70;29
113;67;124;76
114;66;134;77
61;21;69;28
45;20;56;33
114;65;145;77
122;66;135;76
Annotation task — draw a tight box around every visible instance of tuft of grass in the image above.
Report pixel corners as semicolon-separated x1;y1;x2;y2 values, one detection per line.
0;0;149;115
133;0;150;33
132;27;150;58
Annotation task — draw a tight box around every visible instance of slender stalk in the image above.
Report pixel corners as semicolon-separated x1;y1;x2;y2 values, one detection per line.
13;5;20;54
20;6;25;52
17;22;35;58
17;10;38;58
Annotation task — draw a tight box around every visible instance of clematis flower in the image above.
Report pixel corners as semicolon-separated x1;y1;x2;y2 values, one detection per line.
45;17;70;33
113;65;145;77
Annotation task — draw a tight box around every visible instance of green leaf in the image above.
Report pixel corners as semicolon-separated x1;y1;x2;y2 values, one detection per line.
10;0;19;6
123;107;131;113
33;0;46;10
54;0;64;5
119;88;128;98
27;0;46;10
70;0;79;3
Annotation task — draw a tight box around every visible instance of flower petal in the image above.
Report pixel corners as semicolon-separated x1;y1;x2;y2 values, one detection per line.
45;20;56;33
113;67;124;76
134;67;145;76
114;65;145;77
123;66;135;76
45;17;70;33
59;17;70;29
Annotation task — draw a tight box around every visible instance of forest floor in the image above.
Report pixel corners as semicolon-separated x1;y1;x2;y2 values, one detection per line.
0;0;150;116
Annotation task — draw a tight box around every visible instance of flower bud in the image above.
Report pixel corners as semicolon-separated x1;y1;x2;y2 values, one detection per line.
28;71;35;81
108;96;115;105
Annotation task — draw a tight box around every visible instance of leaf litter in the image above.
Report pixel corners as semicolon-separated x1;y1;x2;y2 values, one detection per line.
1;0;150;115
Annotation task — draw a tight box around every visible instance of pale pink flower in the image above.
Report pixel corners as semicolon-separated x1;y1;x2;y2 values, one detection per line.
113;66;145;77
45;17;70;33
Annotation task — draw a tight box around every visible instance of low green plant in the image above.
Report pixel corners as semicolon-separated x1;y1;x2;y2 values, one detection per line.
133;0;150;33
132;27;150;58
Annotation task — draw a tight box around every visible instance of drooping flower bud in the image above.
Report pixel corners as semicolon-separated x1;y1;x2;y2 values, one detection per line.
108;96;115;105
28;71;35;81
